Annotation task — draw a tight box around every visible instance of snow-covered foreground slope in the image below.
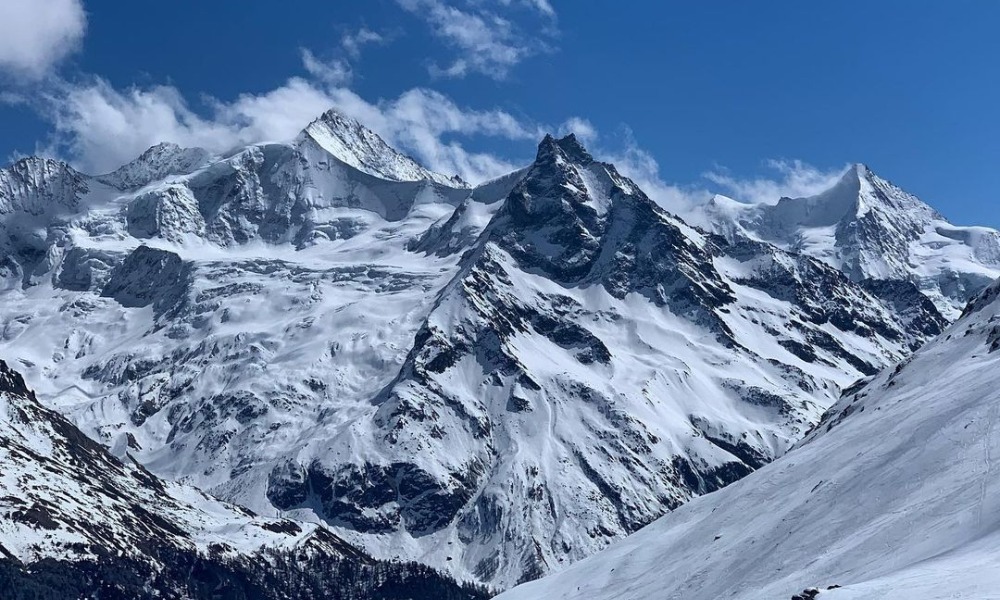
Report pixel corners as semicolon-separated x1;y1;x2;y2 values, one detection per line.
0;111;959;588
499;279;1000;600
692;164;1000;319
0;359;488;599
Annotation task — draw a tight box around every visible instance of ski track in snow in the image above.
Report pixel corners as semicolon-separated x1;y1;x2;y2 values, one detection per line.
978;400;996;528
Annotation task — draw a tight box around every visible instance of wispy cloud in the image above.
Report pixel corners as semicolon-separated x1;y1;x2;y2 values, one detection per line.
557;117;598;145
0;0;86;80
323;86;543;182
519;0;555;17
8;0;560;182
341;27;386;59
397;0;555;80
300;49;353;86
705;159;849;204
41;76;340;173
550;118;711;215
486;0;556;18
13;1;838;209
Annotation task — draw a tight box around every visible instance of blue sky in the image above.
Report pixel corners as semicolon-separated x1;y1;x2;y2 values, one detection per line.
1;1;997;225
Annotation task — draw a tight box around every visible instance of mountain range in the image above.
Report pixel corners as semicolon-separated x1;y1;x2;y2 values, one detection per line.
1;107;998;597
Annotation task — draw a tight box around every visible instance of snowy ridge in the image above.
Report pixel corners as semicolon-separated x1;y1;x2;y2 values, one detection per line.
0;157;87;216
0;357;490;599
692;164;1000;319
498;276;1000;600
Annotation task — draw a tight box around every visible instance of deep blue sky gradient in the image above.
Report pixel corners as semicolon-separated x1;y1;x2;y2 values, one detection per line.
2;0;998;225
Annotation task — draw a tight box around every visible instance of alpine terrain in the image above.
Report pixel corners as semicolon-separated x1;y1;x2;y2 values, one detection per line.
0;107;987;592
497;274;1000;600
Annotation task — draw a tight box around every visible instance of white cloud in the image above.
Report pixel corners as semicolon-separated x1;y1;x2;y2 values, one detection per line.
341;27;385;59
521;0;555;17
486;0;556;18
705;159;848;204
0;0;86;79
300;49;353;86
4;1;565;184
397;0;552;79
549;122;708;216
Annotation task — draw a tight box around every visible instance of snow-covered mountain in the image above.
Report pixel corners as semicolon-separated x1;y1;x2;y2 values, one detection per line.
692;164;1000;319
0;359;486;600
498;277;1000;600
301;109;468;187
0;110;969;590
270;134;946;587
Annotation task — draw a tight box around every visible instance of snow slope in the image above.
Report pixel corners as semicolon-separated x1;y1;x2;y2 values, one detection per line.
498;278;1000;600
692;164;1000;319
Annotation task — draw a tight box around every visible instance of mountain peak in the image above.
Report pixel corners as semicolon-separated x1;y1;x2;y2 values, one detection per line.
773;161;942;227
692;158;988;317
535;133;594;166
836;162;883;191
847;161;871;176
301;108;462;187
555;133;594;164
99;142;211;190
0;156;87;215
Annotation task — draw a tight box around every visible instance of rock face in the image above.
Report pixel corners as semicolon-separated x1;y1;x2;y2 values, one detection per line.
692;164;1000;319
0;110;967;589
0;359;486;599
496;278;1000;600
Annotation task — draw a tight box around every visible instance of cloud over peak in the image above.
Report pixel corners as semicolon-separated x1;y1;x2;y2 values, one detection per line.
39;64;547;184
705;159;849;204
